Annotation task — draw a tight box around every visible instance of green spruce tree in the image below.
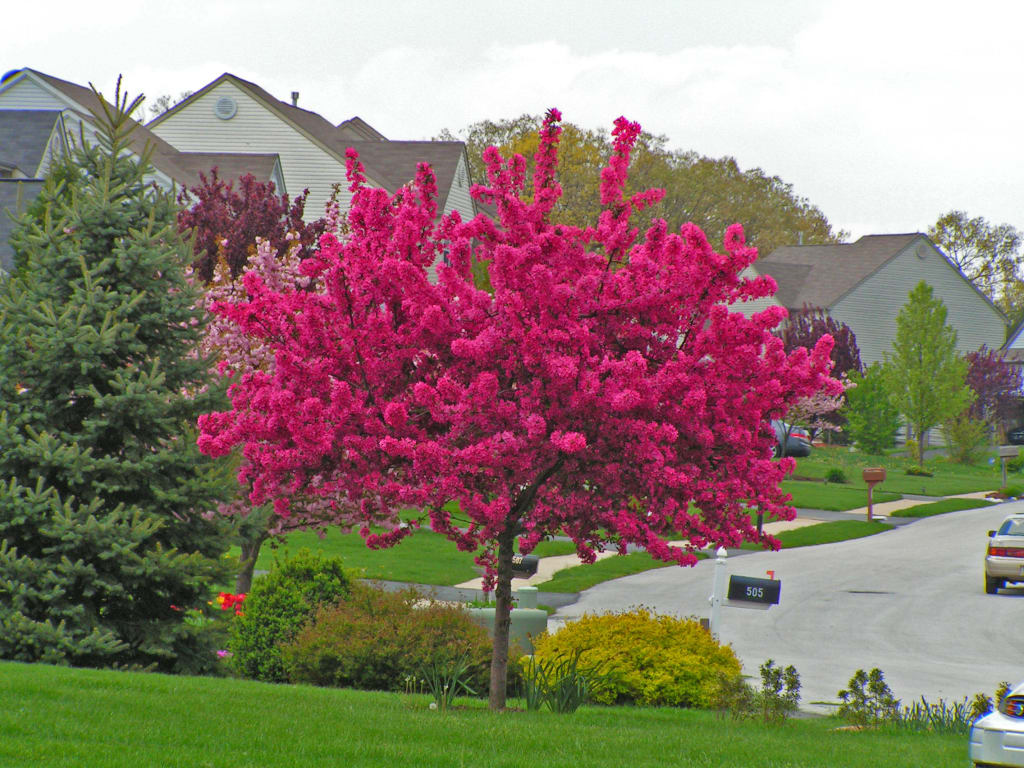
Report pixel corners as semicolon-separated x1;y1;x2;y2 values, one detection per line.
0;79;231;672
885;281;974;465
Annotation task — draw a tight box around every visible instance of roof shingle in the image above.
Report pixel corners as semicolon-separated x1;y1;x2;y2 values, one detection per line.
756;234;921;308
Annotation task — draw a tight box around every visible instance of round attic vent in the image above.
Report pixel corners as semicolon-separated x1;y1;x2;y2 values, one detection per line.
213;96;238;120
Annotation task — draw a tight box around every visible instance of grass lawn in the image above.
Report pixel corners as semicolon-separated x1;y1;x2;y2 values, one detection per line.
890;497;997;518
533;551;685;592
232;530;577;586
792;446;1004;498
773;520;894;548
781;480;901;511
0;662;968;768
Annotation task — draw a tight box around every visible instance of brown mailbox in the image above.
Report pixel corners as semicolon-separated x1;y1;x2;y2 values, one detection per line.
862;467;886;484
862;467;886;521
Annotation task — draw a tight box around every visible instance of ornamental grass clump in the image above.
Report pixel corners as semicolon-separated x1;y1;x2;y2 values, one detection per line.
531;607;740;708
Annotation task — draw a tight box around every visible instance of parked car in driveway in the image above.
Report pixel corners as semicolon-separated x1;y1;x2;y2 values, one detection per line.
970;679;1024;766
1008;426;1024;446
984;513;1024;594
770;419;812;458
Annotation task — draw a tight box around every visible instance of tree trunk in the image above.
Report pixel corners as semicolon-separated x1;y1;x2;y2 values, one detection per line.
917;426;927;466
488;528;516;710
234;530;268;594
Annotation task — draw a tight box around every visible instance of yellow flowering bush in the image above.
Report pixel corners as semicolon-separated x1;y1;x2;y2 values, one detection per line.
532;607;740;708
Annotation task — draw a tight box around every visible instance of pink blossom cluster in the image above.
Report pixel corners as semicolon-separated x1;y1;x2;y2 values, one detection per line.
193;234;358;532
198;109;840;583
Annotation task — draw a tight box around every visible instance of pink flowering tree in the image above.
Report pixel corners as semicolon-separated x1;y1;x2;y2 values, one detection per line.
192;219;348;593
197;109;840;709
780;383;851;451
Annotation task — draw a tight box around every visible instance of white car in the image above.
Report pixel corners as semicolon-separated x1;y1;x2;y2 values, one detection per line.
970;681;1024;766
985;514;1024;594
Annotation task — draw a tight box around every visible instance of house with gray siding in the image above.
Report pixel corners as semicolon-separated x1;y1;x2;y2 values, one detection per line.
0;109;69;272
0;69;287;193
737;234;1008;365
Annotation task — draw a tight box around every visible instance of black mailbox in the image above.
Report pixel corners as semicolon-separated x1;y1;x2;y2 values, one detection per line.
511;554;539;578
727;575;781;606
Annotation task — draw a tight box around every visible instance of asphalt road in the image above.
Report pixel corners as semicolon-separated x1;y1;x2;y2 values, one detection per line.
551;500;1024;713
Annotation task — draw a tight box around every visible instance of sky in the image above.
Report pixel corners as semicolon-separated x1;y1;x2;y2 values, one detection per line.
7;0;1023;241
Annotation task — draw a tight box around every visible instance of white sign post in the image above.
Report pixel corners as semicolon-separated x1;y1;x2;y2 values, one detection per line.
708;546;728;640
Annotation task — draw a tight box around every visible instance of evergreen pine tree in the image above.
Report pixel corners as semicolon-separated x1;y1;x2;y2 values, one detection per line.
0;79;231;672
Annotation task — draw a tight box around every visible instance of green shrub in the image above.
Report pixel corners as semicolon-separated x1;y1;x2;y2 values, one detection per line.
943;412;989;465
1003;484;1024;498
229;550;353;683
905;466;933;477
824;467;848;484
843;363;900;454
903;438;918;464
531;608;740;708
715;659;800;725
281;584;494;695
838;668;900;726
1007;452;1024;473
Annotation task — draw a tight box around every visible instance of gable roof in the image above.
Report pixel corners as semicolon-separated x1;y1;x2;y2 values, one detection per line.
0;110;64;177
342;139;467;200
337;116;387;141
171;152;285;193
756;234;923;309
3;69;283;190
148;72;474;213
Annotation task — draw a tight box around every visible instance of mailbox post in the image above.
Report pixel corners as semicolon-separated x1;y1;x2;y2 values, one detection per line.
862;467;886;522
511;554;539;578
726;575;781;609
999;445;1018;489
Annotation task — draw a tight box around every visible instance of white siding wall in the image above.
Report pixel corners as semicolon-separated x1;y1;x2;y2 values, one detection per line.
0;77;66;109
442;154;475;220
151;81;352;220
832;240;1007;365
1004;324;1024;353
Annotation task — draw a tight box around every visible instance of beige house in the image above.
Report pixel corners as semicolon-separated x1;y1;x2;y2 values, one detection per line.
738;234;1008;365
146;73;479;224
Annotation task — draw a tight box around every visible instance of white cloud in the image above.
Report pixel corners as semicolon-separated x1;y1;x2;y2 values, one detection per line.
6;0;1023;239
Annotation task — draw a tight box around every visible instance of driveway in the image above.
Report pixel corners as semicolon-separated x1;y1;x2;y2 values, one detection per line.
551;500;1024;713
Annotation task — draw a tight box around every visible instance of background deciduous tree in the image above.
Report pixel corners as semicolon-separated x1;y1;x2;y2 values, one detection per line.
843;363;900;455
199;110;839;710
777;306;862;381
438;114;846;256
964;346;1023;437
178;172;337;593
777;305;862;438
177;170;329;282
145;91;193;120
885;281;974;465
929;209;1023;320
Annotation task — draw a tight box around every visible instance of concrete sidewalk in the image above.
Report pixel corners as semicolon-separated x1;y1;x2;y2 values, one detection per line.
448;490;997;592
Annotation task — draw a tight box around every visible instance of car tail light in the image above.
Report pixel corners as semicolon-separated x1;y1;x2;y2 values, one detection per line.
988;545;1024;557
1000;696;1024;717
